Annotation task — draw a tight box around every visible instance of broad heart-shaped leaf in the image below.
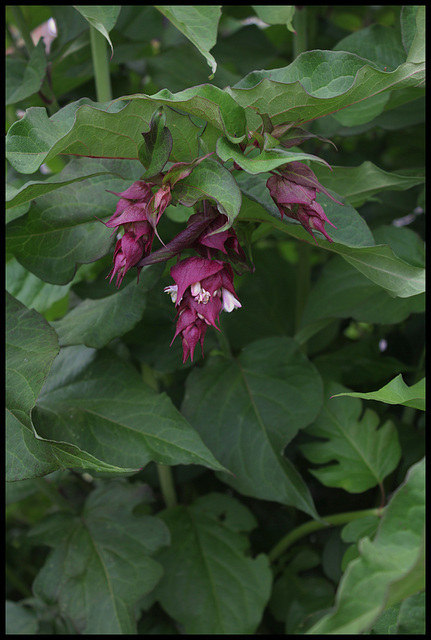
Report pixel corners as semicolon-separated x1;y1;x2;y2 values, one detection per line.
6;158;144;285
182;337;323;519
74;6;121;57
30;481;170;634
227;50;424;130
312;161;425;209
299;382;401;493
6;295;137;481
6;39;46;105
173;157;242;228
154;493;272;634
307;458;425;634
5;87;245;174
33;346;227;473
155;5;221;75
332;375;425;412
51;263;164;348
237;174;425;298
216;137;331;174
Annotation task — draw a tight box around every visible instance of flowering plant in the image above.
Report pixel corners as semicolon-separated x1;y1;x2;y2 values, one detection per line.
6;6;425;636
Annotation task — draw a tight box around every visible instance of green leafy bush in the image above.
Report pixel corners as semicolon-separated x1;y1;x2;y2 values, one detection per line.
6;5;425;635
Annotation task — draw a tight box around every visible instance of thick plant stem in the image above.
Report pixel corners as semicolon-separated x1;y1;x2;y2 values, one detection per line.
90;25;112;102
293;6;308;58
268;507;382;563
157;464;178;508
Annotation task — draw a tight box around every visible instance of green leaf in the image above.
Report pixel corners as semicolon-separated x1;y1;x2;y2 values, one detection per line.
6;159;144;284
333;24;406;72
406;6;425;64
332;375;425;412
182;337;323;518
34;347;227;473
30;481;169;634
51;264;164;348
6;292;59;480
312;161;425;208
5;601;38;635
6;295;136;481
173;157;242;228
5;90;244;174
74;5;121;57
217;137;331;174
228;50;424;130
307;458;425;634
252;5;295;32
6;39;46;105
155;494;272;634
155;5;221;76
300;382;401;493
301;255;424;327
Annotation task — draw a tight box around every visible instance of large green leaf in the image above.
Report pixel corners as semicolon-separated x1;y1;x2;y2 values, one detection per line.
5;88;245;174
6;158;144;284
33;346;227;473
30;481;169;634
312;161;425;208
300;382;401;493
6;295;136;481
227;50;424;130
301;254;424;327
182;337;323;518
51;263;164;348
332;375;425;412
155;5;221;75
307;458;425;634
155;493;272;634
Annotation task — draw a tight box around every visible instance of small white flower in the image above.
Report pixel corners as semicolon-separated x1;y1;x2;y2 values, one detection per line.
221;288;241;313
164;284;178;304
190;281;201;296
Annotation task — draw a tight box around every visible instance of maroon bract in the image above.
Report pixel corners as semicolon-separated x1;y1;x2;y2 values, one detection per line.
103;180;171;286
267;162;342;243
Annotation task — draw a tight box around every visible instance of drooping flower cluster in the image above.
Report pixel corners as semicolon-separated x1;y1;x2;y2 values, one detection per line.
102;118;341;364
103;180;171;287
165;255;241;363
267;161;342;243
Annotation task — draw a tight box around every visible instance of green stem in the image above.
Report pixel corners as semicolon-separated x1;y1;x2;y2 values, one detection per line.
268;507;383;563
90;25;112;102
157;464;178;508
293;6;308;58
